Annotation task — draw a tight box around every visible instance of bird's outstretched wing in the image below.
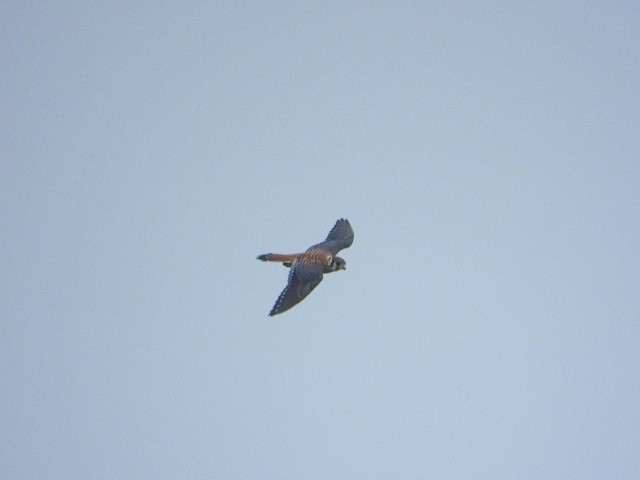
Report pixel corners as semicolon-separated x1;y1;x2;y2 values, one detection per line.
269;262;325;316
310;218;354;255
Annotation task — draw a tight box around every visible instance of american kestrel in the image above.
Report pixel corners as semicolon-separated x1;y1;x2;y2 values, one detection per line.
257;218;354;316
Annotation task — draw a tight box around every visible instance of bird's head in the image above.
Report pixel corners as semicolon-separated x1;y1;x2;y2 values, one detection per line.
329;256;347;272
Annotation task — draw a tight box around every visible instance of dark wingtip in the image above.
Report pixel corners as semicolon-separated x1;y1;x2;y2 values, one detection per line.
257;254;268;261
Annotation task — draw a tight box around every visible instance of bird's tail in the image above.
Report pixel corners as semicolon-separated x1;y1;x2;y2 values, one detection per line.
256;253;300;265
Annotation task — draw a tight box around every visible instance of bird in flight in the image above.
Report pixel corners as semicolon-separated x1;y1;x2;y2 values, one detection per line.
257;218;354;316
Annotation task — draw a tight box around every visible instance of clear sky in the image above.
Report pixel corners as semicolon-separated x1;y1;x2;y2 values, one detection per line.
2;2;639;478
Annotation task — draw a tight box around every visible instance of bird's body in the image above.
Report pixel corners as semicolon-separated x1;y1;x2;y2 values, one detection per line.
257;248;333;268
257;218;354;316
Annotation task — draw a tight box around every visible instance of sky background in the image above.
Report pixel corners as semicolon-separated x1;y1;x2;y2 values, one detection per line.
2;1;639;478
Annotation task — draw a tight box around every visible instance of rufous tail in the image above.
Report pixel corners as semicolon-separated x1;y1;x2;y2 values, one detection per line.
256;253;301;263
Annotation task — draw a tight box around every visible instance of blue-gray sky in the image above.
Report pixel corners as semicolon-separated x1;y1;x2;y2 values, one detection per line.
2;2;639;478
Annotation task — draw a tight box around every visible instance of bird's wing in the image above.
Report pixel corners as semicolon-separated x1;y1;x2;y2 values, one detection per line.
269;262;324;316
311;218;354;255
